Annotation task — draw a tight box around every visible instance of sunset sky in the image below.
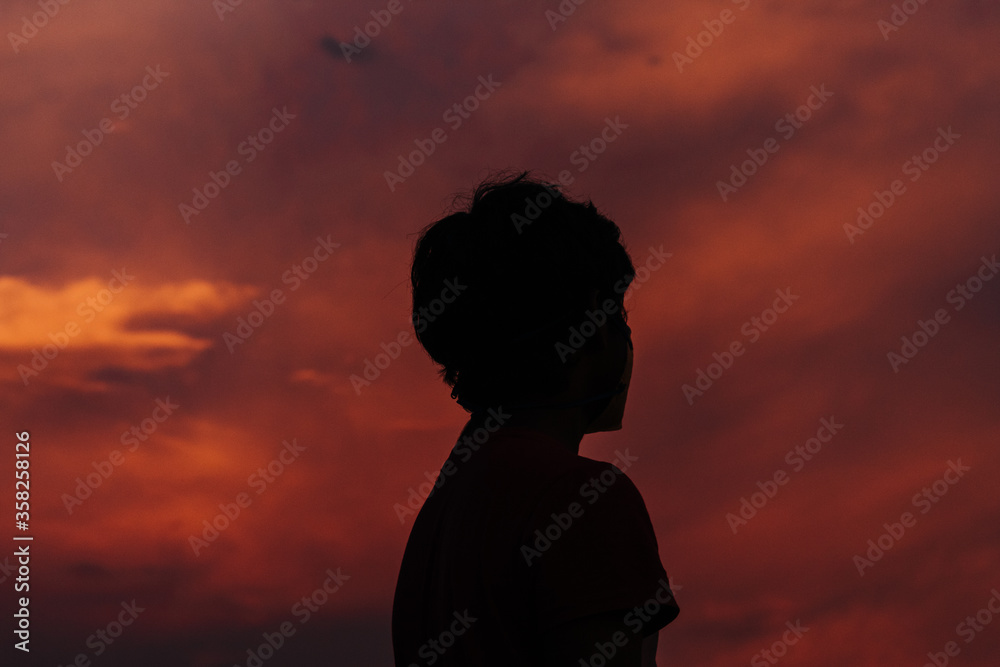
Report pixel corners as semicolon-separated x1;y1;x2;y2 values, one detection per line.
1;0;999;665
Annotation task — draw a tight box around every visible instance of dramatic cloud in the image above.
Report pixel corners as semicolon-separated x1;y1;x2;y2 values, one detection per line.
1;0;998;665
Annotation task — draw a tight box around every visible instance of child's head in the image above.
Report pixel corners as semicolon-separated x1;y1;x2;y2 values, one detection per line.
410;171;635;413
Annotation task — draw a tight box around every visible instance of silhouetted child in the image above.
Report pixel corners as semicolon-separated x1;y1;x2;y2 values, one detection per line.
393;172;678;666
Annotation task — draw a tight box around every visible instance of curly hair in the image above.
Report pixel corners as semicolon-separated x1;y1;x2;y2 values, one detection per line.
410;171;635;412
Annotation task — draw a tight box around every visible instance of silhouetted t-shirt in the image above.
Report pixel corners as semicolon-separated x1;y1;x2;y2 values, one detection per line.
392;422;679;666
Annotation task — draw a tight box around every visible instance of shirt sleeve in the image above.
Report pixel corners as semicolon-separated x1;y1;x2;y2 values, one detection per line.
518;460;680;638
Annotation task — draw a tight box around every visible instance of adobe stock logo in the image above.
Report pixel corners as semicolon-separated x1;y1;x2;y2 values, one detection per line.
393;407;510;523
844;126;960;243
51;66;170;182
407;610;478;666
886;253;997;373
61;397;179;514
16;268;135;386
877;0;931;40
682;288;799;405
7;0;74;54
671;0;753;73
352;277;466;394
189;439;307;556
725;416;844;534
923;588;1000;667
545;0;590;31
853;459;970;577
52;600;145;664
521;450;639;566
383;75;502;192
716;85;833;202
337;0;412;62
750;620;809;666
179;106;296;224
223;235;339;353
231;567;350;667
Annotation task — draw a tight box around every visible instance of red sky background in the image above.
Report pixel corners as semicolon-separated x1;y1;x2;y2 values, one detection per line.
1;0;999;665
